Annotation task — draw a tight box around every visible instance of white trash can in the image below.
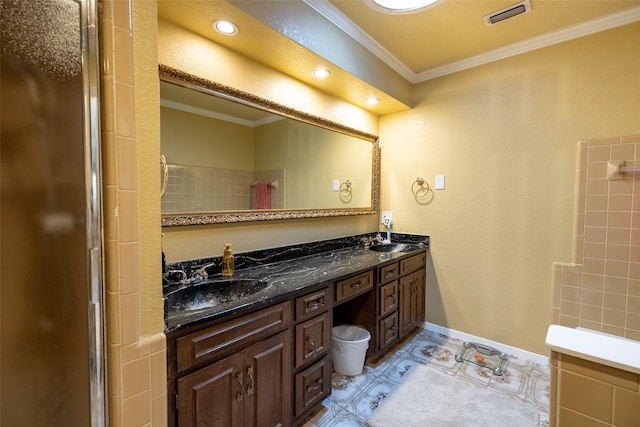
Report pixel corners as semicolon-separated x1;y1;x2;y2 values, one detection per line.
331;325;371;376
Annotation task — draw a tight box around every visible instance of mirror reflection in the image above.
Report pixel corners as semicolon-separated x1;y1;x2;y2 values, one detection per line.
159;66;379;226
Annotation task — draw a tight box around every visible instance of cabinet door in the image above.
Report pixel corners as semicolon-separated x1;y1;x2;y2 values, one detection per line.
378;311;399;351
379;281;398;317
414;268;426;325
399;269;427;338
399;273;416;338
244;330;292;427
294;356;331;417
177;352;244;427
295;311;331;368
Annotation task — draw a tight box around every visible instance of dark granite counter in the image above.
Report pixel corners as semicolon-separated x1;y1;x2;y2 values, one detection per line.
163;233;429;333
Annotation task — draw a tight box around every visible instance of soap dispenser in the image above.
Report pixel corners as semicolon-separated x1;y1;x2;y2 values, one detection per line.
221;243;235;277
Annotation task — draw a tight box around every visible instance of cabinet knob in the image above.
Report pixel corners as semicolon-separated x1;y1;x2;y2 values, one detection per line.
236;372;243;402
305;378;323;393
306;336;317;357
246;366;254;396
306;297;325;311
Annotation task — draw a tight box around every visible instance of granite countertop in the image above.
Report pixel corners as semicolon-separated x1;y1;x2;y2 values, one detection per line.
163;233;429;333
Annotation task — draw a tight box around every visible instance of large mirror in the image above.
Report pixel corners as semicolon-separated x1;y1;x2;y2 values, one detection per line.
159;65;380;226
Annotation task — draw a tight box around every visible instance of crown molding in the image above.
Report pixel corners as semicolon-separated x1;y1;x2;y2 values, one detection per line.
303;0;415;80
305;1;640;84
416;5;640;82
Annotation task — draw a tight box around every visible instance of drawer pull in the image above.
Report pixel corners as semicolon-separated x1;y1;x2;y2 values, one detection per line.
306;298;325;311
246;366;254;396
306;336;317;356
386;327;397;336
306;378;323;393
350;281;363;289
386;295;395;302
385;269;396;279
236;372;243;402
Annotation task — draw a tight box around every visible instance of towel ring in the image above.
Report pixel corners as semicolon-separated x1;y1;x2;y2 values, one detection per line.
339;180;352;203
160;154;168;198
411;177;432;201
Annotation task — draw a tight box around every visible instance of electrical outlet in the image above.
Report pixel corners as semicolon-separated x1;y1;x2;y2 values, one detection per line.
381;211;393;226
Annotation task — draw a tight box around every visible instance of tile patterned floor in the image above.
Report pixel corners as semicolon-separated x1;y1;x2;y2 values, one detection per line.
302;328;550;427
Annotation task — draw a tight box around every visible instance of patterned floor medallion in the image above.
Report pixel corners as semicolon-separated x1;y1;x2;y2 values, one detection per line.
302;328;550;427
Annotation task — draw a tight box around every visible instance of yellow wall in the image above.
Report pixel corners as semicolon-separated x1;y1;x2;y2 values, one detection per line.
254;120;372;209
111;3;638;425
158;19;380;262
161;107;255;169
380;23;640;354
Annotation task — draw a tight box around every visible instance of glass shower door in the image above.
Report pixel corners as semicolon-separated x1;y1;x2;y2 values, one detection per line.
0;0;105;425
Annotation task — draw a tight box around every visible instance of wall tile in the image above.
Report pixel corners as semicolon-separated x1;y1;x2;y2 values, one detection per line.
117;136;137;190
558;407;609;427
561;354;638;390
122;390;151;427
559;370;613;422
120;293;139;346
561;286;581;303
607;228;631;245
614;387;640;427
581;289;603;306
123;357;151;398
119;242;138;295
603;292;627;311
604;260;629;279
602;308;625;328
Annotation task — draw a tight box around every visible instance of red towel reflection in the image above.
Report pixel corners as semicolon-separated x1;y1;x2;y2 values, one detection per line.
255;182;271;209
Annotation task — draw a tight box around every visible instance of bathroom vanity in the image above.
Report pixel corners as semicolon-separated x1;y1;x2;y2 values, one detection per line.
164;234;428;426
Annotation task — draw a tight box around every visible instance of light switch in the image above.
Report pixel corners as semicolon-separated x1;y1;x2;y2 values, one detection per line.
333;179;340;191
435;175;445;190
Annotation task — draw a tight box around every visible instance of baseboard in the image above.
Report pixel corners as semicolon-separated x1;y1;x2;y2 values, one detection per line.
423;322;549;366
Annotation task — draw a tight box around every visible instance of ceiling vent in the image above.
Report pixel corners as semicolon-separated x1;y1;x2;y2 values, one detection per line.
484;0;531;26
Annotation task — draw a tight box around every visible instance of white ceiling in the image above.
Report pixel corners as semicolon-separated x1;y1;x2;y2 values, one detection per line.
158;0;640;114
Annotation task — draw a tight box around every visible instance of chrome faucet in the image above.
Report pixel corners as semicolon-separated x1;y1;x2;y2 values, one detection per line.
362;234;384;248
382;217;392;243
192;262;217;282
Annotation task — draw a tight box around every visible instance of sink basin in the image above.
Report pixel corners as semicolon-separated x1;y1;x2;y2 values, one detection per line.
164;279;269;313
368;243;421;253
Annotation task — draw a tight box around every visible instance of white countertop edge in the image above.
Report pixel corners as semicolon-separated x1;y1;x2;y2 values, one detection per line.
545;325;640;375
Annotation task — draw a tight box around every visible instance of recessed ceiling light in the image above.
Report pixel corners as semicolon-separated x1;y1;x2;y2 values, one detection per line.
367;0;442;13
312;68;330;79
213;20;238;35
365;96;380;105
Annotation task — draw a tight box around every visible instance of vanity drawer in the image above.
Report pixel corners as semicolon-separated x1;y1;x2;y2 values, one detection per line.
379;281;398;317
295;287;330;322
335;270;373;303
379;262;399;284
378;312;399;351
295;311;331;368
176;301;292;373
399;251;427;276
294;355;332;417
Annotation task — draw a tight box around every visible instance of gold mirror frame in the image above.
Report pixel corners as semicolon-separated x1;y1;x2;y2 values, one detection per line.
159;64;380;227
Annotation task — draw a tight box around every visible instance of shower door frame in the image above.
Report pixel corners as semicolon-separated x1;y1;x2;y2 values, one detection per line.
80;0;107;425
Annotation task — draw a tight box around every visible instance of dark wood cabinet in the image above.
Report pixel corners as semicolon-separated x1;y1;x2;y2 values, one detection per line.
177;331;291;427
168;302;292;427
399;269;426;338
167;248;427;426
243;331;292;427
398;252;427;339
177;352;243;427
293;287;332;423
